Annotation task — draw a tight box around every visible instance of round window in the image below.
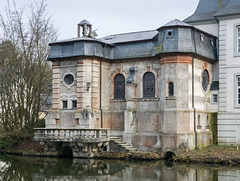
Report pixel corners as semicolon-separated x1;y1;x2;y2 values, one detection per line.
202;69;209;91
64;74;74;85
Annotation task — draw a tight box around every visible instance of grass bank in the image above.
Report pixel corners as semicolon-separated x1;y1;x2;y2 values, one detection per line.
175;145;240;165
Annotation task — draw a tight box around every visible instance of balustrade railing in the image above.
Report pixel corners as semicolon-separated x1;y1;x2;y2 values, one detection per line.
33;128;110;143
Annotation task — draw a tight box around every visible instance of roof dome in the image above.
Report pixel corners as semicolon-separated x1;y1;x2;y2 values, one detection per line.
78;19;91;26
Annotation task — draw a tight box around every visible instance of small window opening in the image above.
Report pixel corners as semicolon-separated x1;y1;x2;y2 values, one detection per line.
168;82;174;96
197;115;202;129
212;94;218;103
210;38;215;47
200;34;204;43
62;100;68;109
72;100;77;109
206;115;210;129
167;31;172;37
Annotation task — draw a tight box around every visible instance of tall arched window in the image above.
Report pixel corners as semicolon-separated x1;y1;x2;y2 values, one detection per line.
143;72;155;98
168;82;174;96
114;74;125;99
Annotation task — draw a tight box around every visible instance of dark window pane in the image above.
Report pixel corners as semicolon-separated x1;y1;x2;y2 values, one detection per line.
114;74;125;99
169;82;174;96
143;72;155;98
64;74;74;85
62;101;68;109
72;100;77;109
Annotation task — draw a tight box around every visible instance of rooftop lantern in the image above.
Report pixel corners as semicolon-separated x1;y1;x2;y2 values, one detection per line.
77;19;92;37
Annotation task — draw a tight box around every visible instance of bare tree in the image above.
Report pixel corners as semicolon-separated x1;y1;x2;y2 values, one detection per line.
0;0;58;144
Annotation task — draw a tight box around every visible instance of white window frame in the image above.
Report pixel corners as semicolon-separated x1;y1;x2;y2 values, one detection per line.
234;24;240;56
237;26;240;54
234;73;240;108
211;93;218;104
237;76;240;105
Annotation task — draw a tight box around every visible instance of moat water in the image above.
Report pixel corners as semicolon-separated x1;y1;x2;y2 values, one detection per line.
0;154;239;181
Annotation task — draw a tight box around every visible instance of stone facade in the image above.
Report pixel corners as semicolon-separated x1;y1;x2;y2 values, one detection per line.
45;18;218;155
185;0;240;145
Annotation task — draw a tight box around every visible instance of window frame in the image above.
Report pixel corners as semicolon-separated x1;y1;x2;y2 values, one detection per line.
234;73;240;108
114;74;125;99
237;26;240;54
72;100;77;109
234;24;240;56
143;72;155;98
237;75;240;105
202;69;209;92
168;82;174;97
211;93;218;104
62;100;68;109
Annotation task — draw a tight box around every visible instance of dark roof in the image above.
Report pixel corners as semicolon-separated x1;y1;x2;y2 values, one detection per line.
78;19;91;25
49;36;114;46
98;30;158;44
184;0;229;23
157;19;193;31
214;0;240;17
210;81;219;90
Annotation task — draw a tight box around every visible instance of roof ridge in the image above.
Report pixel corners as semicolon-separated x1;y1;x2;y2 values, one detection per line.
99;29;157;39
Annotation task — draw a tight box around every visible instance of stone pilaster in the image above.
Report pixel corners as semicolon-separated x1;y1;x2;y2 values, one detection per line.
52;61;60;109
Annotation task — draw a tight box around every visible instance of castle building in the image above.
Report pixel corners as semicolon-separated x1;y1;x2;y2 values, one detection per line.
185;0;240;145
37;0;240;157
44;15;218;155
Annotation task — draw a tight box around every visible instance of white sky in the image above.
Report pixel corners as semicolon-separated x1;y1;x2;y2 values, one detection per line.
0;0;199;40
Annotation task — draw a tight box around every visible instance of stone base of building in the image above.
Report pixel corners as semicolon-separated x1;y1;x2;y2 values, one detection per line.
41;141;108;158
122;131;212;156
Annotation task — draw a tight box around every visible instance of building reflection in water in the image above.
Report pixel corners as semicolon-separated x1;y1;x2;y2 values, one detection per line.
0;155;239;180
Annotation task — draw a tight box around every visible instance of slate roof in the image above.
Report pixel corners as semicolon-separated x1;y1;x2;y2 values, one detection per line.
48;19;218;61
210;81;219;90
184;0;229;23
49;36;112;46
157;19;193;31
98;30;158;44
99;19;193;44
214;0;240;17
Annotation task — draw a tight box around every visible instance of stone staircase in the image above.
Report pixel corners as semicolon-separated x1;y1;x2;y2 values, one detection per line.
109;137;138;152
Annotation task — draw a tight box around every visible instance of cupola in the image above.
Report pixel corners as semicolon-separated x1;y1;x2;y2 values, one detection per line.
77;19;92;37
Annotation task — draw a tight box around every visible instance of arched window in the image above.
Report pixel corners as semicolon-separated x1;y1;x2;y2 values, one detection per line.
168;82;174;96
114;74;125;99
143;72;155;98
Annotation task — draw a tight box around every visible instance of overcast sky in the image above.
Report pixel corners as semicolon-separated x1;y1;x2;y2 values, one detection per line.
0;0;199;40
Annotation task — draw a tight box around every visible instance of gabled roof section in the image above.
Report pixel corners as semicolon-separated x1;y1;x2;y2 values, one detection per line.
214;0;240;17
184;0;228;23
98;30;158;44
157;19;193;30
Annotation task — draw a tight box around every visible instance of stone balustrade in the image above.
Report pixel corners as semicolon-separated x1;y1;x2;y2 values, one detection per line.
33;128;110;143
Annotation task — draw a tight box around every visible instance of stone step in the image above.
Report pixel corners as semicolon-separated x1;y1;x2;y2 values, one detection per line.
110;137;138;152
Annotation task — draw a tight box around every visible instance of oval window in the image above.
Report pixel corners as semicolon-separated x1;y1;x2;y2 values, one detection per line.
64;74;74;85
202;70;209;91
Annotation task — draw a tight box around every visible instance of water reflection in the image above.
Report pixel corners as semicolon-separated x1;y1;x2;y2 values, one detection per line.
0;154;239;180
